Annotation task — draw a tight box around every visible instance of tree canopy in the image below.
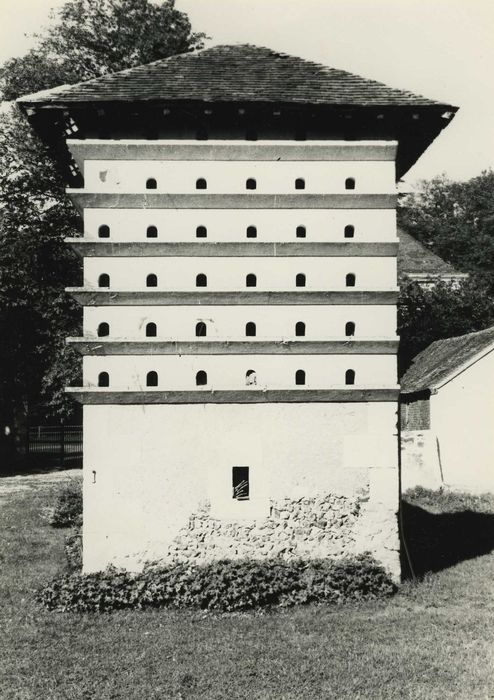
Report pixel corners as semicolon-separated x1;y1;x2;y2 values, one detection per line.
0;0;204;453
0;0;205;100
0;106;82;434
398;171;494;292
397;278;494;376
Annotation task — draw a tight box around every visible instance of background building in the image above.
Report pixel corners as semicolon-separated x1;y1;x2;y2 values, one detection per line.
18;45;457;578
397;226;468;288
401;326;494;493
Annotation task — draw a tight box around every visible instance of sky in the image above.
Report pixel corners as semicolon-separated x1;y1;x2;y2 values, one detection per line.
0;0;493;186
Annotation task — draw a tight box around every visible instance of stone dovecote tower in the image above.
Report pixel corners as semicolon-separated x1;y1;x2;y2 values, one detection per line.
18;45;457;578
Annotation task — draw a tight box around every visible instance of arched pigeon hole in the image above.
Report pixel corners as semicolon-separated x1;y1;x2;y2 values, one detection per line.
98;224;110;238
245;130;258;141
246;225;257;238
97;322;110;337
345;369;356;385
98;371;109;387
146;225;158;238
196;273;207;287
245;369;257;386
296;273;306;288
196;178;207;190
146;322;157;337
246;178;257;190
245;322;256;337
344;225;355;238
146;273;158;288
345;322;355;337
146;178;157;190
295;178;305;190
195;321;207;337
346;273;356;288
146;371;158;387
246;273;257;288
196;225;207;238
196;370;207;386
98;273;110;288
295;321;305;337
196;127;208;141
296;225;306;238
345;177;356;190
295;369;306;386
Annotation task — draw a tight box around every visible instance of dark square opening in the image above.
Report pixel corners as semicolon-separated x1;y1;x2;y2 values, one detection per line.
232;466;249;500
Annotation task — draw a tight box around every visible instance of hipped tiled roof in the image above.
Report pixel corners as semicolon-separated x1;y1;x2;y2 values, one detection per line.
17;44;447;107
398;227;462;276
400;326;494;394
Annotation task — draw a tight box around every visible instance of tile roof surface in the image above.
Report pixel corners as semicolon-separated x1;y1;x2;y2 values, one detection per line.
17;44;446;106
397;227;461;275
400;326;494;393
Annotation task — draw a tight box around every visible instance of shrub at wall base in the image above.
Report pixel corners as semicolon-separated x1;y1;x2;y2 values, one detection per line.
38;554;396;613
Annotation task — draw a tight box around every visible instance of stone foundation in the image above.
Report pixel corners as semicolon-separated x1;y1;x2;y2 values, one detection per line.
143;493;399;579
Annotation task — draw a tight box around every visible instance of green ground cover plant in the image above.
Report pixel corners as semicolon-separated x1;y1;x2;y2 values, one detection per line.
39;555;396;613
49;480;82;527
1;471;494;699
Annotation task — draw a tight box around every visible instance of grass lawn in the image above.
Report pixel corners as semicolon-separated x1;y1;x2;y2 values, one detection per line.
1;473;494;699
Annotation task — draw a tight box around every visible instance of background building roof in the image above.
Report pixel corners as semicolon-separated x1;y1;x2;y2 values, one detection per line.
17;44;449;107
400;326;494;394
397;227;461;276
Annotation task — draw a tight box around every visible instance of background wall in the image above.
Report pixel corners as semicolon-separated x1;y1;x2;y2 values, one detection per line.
400;430;443;491
430;351;494;492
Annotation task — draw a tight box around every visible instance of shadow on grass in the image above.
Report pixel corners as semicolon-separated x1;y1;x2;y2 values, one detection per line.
400;501;494;579
0;456;82;478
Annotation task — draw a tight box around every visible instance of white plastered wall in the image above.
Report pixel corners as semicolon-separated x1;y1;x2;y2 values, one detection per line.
400;430;443;491
83;207;397;242
82;401;399;574
83;304;397;339
83;159;396;194
82;353;397;389
83;256;397;290
430;350;494;492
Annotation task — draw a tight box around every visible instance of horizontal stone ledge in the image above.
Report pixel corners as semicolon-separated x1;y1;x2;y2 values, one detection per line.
66;240;399;258
67;192;397;212
67;139;398;170
66;387;400;404
67;338;399;355
66;289;398;306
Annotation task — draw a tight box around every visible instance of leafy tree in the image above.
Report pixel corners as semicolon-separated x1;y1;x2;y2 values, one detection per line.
0;106;82;458
0;0;205;100
397;278;494;375
0;0;204;460
398;171;494;292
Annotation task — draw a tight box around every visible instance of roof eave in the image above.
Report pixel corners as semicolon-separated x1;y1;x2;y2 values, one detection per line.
17;95;457;109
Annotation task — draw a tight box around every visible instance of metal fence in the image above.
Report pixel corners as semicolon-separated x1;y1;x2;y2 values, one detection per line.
27;425;82;468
